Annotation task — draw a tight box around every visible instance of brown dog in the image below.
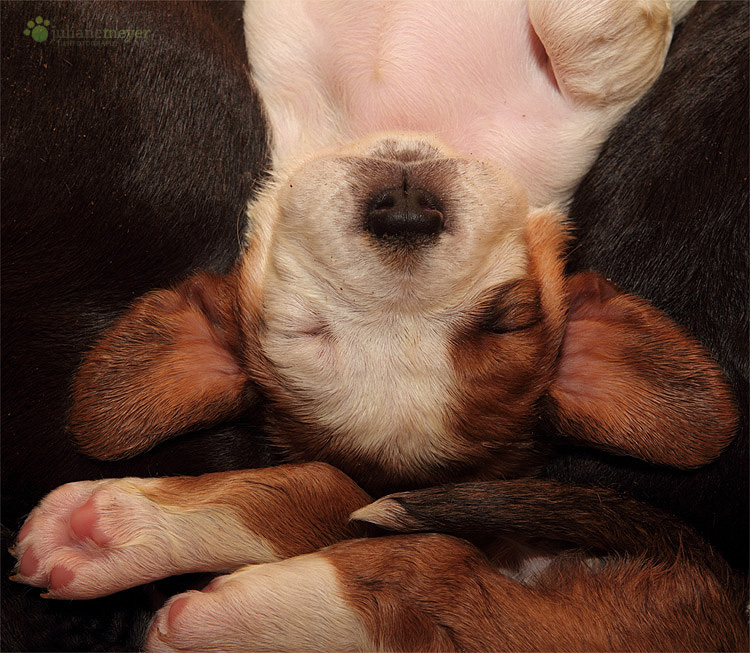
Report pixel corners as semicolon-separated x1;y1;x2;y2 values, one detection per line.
66;134;736;490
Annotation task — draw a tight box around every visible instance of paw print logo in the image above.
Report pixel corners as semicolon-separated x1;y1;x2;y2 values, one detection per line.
24;16;50;42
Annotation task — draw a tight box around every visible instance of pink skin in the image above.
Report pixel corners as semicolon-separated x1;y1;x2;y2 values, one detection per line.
17;547;38;578
14;496;112;594
158;577;224;633
69;497;112;546
16;517;34;544
165;575;225;627
167;597;191;629
250;0;676;206
47;565;76;592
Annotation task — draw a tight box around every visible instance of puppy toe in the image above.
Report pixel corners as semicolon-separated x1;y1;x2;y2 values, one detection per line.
47;565;76;592
16;547;39;578
69;497;112;546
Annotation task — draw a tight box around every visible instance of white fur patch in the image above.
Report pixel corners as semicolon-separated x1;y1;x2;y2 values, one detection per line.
245;0;681;206
249;134;531;477
11;478;280;600
147;554;376;652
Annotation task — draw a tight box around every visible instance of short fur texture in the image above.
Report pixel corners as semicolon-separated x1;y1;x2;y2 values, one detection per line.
12;468;748;651
64;135;736;493
3;0;746;650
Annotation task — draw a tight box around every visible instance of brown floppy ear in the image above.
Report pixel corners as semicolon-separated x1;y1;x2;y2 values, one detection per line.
548;271;737;468
69;270;253;460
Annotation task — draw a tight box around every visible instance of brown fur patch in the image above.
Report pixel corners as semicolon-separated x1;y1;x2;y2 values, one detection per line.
446;209;571;479
325;535;748;652
523;208;572;345
139;462;371;558
550;271;739;467
70;270;252;460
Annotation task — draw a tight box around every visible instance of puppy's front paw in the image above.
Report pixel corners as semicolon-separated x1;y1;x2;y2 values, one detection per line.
9;476;276;599
10;464;372;600
10;478;172;599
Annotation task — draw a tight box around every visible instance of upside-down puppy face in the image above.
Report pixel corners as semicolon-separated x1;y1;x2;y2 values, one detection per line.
245;134;564;488
70;133;737;491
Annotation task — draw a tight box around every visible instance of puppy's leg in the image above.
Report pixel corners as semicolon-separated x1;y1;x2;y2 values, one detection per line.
10;463;370;599
146;532;747;652
146;550;380;653
528;0;678;107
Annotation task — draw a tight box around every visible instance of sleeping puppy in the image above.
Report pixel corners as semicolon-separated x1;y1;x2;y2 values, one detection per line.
11;132;743;650
10;0;748;648
61;131;736;491
63;0;712;490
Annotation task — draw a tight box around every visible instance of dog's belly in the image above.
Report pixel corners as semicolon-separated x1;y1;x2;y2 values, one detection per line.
309;1;565;141
246;0;590;206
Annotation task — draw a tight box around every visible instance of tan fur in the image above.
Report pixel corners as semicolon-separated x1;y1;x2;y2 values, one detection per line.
11;464;371;600
139;463;371;559
239;134;537;488
528;0;672;105
148;553;377;653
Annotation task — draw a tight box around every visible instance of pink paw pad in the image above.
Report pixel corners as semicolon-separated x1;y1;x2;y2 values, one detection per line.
166;582;220;630
18;547;39;577
69;498;112;546
17;517;35;545
167;596;192;629
48;565;76;591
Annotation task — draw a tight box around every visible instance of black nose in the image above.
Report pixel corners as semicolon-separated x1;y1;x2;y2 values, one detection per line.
365;183;444;242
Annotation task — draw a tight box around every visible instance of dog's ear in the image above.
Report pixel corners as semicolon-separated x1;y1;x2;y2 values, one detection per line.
69;270;254;460
548;271;737;468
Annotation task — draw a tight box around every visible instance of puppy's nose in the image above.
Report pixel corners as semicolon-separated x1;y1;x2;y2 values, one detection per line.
365;184;444;242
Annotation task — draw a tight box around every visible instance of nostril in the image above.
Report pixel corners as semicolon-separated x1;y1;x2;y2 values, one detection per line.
365;185;444;242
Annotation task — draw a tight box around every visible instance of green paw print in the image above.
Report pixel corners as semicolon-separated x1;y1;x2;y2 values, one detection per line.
24;16;50;42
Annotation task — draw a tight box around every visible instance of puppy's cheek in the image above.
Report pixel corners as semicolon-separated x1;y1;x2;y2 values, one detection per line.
145;555;376;653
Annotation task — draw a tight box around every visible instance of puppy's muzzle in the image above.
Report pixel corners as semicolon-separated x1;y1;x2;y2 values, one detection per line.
365;181;444;245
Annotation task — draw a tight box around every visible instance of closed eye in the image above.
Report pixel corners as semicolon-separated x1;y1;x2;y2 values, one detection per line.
475;278;542;334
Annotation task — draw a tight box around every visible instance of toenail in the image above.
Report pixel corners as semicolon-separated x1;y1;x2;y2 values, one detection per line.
49;565;76;590
19;548;39;577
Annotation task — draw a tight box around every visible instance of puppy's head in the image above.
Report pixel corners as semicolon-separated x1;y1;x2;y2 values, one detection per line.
70;134;737;489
